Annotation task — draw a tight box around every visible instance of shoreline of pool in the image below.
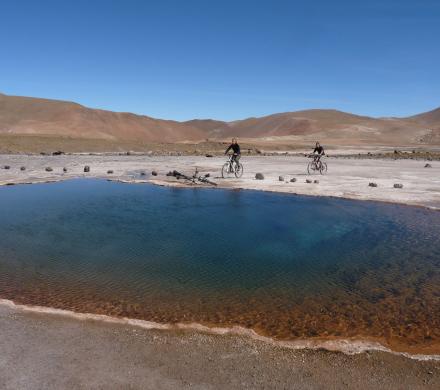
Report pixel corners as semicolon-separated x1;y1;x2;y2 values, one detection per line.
1;298;439;360
0;154;439;210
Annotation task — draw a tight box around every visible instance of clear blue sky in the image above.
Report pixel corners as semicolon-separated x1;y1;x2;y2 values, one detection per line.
0;0;439;121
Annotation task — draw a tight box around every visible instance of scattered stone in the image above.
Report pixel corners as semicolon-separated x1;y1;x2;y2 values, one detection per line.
20;166;26;171
151;170;158;176
290;178;297;183
255;149;262;154
314;180;319;184
107;170;114;174
3;165;10;169
52;151;64;156
306;179;312;183
279;176;284;181
394;183;403;189
84;166;90;173
369;182;378;187
255;173;264;180
63;167;68;172
205;154;213;158
424;163;432;168
45;167;53;172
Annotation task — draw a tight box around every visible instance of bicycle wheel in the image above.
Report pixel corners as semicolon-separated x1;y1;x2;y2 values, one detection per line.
222;163;234;178
319;162;327;174
307;161;315;175
235;163;244;178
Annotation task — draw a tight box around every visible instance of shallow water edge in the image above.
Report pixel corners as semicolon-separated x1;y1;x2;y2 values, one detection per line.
2;298;439;361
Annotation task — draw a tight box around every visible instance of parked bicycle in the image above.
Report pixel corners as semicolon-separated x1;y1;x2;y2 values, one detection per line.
222;155;244;178
307;155;327;175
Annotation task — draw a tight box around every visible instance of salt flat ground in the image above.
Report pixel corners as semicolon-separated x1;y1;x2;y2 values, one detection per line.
0;154;439;209
0;303;439;390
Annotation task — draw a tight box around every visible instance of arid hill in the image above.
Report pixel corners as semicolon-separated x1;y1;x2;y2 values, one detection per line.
0;93;204;142
0;92;439;149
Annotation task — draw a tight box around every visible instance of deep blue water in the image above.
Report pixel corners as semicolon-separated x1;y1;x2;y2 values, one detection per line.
0;179;439;350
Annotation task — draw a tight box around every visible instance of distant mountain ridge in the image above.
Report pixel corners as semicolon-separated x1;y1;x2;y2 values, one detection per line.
0;92;439;145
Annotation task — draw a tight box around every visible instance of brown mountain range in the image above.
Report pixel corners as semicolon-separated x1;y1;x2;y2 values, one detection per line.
1;92;439;146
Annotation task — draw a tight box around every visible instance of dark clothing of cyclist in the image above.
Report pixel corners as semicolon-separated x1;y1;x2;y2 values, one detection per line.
225;143;241;155
313;145;325;155
225;143;241;166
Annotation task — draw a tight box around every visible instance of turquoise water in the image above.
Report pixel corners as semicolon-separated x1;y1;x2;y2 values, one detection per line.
0;179;439;351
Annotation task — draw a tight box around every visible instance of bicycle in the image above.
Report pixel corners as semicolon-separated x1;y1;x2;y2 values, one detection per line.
307;155;327;175
222;155;244;178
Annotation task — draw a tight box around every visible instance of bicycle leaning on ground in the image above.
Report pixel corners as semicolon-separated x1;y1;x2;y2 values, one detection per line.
222;154;244;178
307;155;328;175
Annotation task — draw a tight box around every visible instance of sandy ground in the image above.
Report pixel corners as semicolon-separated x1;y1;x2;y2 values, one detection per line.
0;154;439;209
1;303;439;390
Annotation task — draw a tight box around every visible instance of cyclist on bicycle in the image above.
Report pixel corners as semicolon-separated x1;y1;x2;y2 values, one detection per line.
311;142;325;162
225;138;241;167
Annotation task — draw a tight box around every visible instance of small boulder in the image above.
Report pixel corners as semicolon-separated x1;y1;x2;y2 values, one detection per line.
84;166;90;173
424;163;432;168
369;182;378;187
140;172;146;176
290;178;297;183
205;154;213;158
306;179;312;183
52;151;64;156
394;183;403;189
63;167;68;172
255;149;262;154
45;167;53;172
3;165;10;170
255;173;265;180
107;170;114;174
151;170;158;176
314;180;319;184
20;166;26;171
279;176;284;181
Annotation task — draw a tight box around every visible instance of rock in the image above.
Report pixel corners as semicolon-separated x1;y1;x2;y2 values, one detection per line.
107;170;114;174
205;173;210;178
306;179;312;183
63;167;68;172
205;154;213;158
20;166;26;171
84;166;90;173
3;165;10;169
52;151;64;156
279;176;284;181
369;182;378;187
151;170;158;176
314;180;319;184
166;171;174;176
256;149;262;154
394;183;403;189
255;173;265;180
290;178;297;183
424;163;432;168
140;172;146;176
45;167;53;172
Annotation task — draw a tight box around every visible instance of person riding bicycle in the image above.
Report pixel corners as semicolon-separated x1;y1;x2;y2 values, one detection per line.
225;138;241;167
311;142;325;162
